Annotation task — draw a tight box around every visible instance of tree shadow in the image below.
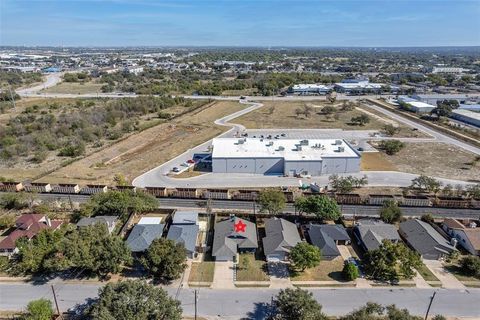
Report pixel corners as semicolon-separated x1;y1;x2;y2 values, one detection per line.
243;301;275;320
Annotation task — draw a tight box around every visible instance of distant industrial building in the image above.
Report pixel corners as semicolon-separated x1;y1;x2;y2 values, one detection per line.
451;109;480;127
288;84;331;95
334;78;387;94
397;96;436;113
459;104;480;112
432;67;469;74
211;138;361;176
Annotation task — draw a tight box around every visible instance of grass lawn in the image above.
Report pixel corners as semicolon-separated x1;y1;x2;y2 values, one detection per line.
444;264;480;282
188;261;215;283
416;263;440;282
236;253;269;282
291;257;346;282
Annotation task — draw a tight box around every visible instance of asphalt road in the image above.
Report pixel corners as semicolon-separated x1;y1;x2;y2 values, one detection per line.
23;192;480;219
1;282;479;319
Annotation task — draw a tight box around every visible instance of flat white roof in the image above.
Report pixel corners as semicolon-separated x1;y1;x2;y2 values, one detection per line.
452;109;480;121
138;217;163;225
335;82;383;89
406;101;436;110
292;84;330;90
212;138;359;161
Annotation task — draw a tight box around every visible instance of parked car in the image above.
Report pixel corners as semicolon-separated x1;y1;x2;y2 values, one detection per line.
187;159;195;164
172;167;180;172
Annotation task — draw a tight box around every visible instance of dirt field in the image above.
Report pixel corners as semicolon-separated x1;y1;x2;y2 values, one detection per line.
234;101;422;136
42;81;104;94
361;152;397;171
386;143;479;181
37;101;246;185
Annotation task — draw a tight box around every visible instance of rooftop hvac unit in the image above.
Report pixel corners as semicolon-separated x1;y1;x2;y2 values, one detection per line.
267;141;274;146
277;146;285;151
297;145;303;151
338;146;345;152
237;139;244;144
335;139;342;145
300;139;309;146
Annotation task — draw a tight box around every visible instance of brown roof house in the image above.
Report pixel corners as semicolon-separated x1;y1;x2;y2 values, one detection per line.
0;214;63;257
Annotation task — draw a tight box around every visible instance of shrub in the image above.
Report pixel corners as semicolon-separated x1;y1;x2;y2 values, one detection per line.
343;262;359;281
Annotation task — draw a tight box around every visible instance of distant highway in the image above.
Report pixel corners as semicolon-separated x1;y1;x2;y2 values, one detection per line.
26;192;480;219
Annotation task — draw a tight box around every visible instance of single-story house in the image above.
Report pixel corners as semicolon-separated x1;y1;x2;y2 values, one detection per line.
399;219;457;260
263;218;301;262
126;224;164;253
76;216;118;234
0;214;63;257
172;211;199;225
307;224;350;260
353;219;400;252
442;219;480;256
167;224;199;259
212;216;258;261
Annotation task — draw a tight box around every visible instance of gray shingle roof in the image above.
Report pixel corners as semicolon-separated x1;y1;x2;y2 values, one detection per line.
212;217;258;257
263;218;301;256
400;219;456;256
126;224;164;252
355;219;400;251
167;224;199;254
308;224;349;257
173;211;199;225
76;216;117;228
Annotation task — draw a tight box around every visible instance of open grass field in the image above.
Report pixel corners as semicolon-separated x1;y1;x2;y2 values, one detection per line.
236;253;269;282
291;257;345;281
37;101;246;185
388;142;480;181
234;101;422;137
42;81;105;94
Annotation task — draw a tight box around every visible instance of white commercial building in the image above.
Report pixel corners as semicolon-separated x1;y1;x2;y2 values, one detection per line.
211;138;361;176
397;96;436;113
334;78;386;94
289;84;331;95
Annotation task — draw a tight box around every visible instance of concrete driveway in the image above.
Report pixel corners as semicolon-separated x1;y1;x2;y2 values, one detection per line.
212;261;235;289
423;259;465;289
268;262;293;288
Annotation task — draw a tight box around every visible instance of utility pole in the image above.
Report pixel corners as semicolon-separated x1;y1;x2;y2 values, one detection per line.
51;285;62;319
194;289;198;320
424;291;437;320
8;85;16;110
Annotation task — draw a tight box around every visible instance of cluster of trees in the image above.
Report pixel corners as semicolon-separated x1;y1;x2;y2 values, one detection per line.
459;255;480;279
289;242;321;272
432;99;459;118
0;71;42;89
11;224;132;277
363;240;421;282
1;96;190;162
63;72;91;83
350;114;370;126
294;195;342;220
379;140;405;155
329;174;368;193
379;200;403;224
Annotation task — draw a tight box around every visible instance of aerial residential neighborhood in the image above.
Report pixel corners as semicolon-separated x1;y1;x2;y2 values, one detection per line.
0;0;479;319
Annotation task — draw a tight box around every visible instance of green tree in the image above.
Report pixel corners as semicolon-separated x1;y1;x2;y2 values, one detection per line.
379;200;402;224
350;114;370;126
258;188;286;215
0;193;28;210
87;280;182;320
379;140;405;155
24;299;54;320
459;256;480;278
363;240;421;282
290;242;321;272
272;288;327;320
382;124;399;137
294;195;341;220
410;175;441;194
82;190;157;221
141;238;187;280
342;262;359;281
340;302;422;320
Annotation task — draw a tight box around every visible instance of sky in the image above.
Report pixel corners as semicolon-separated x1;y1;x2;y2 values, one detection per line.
0;0;479;47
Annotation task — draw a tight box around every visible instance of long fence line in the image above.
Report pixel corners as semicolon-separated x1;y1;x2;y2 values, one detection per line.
1;181;479;210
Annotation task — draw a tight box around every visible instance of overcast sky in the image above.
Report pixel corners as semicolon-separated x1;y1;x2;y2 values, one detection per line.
1;0;479;47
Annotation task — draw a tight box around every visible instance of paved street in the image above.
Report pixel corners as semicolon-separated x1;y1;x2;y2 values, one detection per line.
1;282;479;319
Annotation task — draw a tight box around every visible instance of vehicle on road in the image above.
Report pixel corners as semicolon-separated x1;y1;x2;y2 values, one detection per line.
172;167;180;172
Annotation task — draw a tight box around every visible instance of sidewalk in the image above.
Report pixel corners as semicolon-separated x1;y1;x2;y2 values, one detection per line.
423;260;465;289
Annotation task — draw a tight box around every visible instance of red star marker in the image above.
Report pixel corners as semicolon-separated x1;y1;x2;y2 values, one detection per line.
234;220;247;233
